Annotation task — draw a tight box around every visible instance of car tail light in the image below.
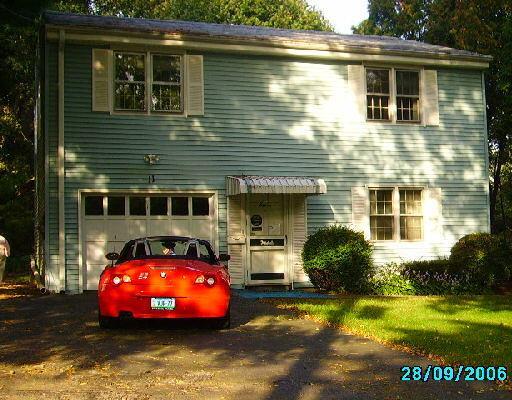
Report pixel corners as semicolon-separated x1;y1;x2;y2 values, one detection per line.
206;277;215;286
195;275;205;284
112;274;131;285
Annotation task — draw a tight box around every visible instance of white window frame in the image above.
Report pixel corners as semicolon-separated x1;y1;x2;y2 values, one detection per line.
364;66;422;124
112;51;185;115
369;186;424;242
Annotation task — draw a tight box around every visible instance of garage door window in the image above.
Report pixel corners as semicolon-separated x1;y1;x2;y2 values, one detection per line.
150;197;168;216
85;196;103;215
192;197;209;216
130;196;146;215
171;197;188;216
108;196;125;216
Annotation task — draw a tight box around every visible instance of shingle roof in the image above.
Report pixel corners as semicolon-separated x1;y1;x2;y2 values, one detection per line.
43;11;491;62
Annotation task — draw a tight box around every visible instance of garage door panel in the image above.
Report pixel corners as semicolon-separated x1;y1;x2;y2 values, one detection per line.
147;219;172;236
128;219;147;238
86;241;107;264
107;220;130;242
84;220;106;241
171;219;190;236
86;264;106;290
191;218;211;241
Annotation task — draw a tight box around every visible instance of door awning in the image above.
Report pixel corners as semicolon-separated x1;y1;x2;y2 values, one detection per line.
226;176;327;196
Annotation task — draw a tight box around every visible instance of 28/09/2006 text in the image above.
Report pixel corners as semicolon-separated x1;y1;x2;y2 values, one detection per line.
401;365;508;382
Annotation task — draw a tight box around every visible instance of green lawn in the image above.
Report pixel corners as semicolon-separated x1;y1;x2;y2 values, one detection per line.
275;295;512;368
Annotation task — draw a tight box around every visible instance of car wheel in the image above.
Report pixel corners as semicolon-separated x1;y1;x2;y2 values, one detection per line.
211;308;230;330
98;313;119;329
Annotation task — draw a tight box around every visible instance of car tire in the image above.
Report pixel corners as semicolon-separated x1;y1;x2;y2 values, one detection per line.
98;313;119;329
211;308;230;330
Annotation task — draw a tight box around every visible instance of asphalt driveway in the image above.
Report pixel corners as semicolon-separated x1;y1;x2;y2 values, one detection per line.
0;283;508;400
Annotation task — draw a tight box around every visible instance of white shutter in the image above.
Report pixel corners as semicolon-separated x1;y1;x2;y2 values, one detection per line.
347;64;366;122
351;187;370;239
91;49;111;112
227;195;245;285
291;195;308;283
423;188;443;242
186;55;204;116
422;69;439;126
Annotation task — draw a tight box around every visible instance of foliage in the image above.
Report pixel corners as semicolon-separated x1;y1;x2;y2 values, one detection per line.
370;262;485;295
449;232;512;286
302;226;373;293
279;296;512;368
353;0;512;233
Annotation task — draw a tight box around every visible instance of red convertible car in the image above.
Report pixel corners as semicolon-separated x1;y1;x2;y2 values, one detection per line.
98;236;231;329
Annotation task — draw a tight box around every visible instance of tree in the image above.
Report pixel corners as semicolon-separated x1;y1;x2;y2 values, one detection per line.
354;0;512;232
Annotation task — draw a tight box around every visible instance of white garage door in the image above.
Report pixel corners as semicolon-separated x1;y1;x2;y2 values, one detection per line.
82;194;215;290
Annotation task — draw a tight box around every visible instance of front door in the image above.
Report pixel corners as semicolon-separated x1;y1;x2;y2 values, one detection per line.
247;194;288;285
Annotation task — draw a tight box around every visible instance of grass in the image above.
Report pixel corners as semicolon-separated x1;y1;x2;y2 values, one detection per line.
274;295;512;368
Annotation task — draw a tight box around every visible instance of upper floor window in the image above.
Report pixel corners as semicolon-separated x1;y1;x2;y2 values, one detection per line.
396;70;420;122
366;67;420;123
152;55;182;112
113;52;183;113
114;53;146;111
366;69;390;121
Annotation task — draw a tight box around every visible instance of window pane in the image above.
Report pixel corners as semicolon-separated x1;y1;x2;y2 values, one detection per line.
370;216;393;240
115;83;145;111
151;85;181;112
150;197;168;216
115;53;145;82
108;196;125;216
399;190;422;214
366;69;389;94
400;216;423;240
85;196;103;215
153;55;181;83
129;196;146;216
192;197;209;216
370;189;393;215
396;70;419;96
367;95;390;120
397;97;419;121
171;197;189;216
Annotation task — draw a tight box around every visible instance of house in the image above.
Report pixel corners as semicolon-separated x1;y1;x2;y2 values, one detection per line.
35;11;491;293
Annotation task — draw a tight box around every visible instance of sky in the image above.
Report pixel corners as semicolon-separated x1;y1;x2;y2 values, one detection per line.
307;0;369;34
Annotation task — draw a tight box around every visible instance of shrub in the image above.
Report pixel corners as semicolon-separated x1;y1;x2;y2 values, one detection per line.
449;232;512;286
302;225;373;293
370;261;487;295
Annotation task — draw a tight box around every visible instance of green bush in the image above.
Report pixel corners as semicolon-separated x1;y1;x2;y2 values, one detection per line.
402;258;451;274
449;232;512;286
370;261;487;295
302;225;373;293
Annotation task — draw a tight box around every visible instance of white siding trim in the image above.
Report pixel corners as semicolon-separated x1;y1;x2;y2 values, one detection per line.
43;40;50;289
58;30;65;292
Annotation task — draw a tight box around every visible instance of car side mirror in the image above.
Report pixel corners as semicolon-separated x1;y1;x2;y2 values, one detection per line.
218;254;230;262
105;252;119;267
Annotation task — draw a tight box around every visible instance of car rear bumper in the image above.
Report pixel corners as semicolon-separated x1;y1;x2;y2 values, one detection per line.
98;285;230;319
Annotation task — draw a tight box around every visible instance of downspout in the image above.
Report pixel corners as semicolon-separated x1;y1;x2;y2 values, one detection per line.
58;29;66;292
481;71;491;233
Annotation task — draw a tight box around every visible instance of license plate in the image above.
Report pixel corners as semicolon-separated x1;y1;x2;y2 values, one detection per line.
150;297;175;310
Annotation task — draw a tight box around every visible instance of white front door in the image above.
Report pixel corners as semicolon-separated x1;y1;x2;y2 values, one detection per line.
247;194;288;285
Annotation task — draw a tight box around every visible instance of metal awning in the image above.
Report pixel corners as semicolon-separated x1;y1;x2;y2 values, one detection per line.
226;176;327;196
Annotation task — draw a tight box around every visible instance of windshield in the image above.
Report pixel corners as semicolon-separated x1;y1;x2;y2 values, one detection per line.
147;238;194;256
